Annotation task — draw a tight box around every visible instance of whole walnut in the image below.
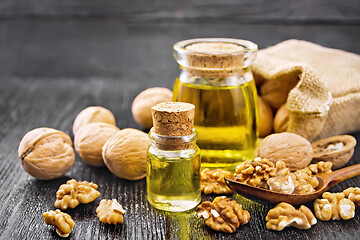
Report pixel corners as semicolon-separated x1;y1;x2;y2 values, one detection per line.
18;128;75;180
73;106;116;135
255;132;313;171
132;87;173;129
273;104;289;133
102;128;151;180
258;96;273;137
75;122;120;166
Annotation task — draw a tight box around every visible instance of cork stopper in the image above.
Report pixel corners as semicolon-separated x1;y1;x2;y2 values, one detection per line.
151;102;195;136
174;38;258;78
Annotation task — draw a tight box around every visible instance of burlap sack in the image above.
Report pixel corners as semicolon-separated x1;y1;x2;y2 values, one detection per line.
252;39;360;141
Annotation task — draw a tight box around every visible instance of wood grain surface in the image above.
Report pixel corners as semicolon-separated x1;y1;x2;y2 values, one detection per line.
0;1;360;239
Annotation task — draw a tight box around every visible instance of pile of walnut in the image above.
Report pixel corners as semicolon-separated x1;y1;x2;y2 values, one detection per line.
265;187;360;231
43;179;126;237
234;157;332;194
18;105;151;181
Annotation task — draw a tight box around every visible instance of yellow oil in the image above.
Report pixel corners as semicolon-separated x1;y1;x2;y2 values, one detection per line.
146;151;201;212
173;78;258;170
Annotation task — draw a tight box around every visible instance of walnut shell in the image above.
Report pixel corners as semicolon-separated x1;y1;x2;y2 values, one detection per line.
132;87;173;129
255;132;313;171
18;128;75;180
258;96;273;137
73;106;116;135
273;104;289;133
311;135;356;169
75;122;120;166
102;128;151;180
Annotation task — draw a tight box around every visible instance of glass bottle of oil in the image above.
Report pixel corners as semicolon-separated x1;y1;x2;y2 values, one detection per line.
146;102;201;212
173;38;259;170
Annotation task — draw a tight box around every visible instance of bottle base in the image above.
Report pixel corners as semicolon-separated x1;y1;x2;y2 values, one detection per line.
147;195;201;212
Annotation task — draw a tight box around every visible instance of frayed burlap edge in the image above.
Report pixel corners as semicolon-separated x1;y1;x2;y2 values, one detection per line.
253;55;332;141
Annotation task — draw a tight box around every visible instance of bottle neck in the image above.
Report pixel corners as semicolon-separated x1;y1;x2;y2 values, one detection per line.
148;128;198;151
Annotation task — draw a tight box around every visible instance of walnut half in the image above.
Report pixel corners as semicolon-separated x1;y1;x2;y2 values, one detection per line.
314;192;355;221
43;209;75;237
54;179;101;210
235;157;276;188
196;196;250;233
266;202;317;231
343;187;360;206
96;199;126;224
201;168;234;194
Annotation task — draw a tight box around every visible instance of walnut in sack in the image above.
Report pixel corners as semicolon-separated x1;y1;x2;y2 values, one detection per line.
201;168;234;194
54;179;101;210
235;157;276;188
43;209;75;237
265;202;317;231
96;199;126;224
314;192;355;221
196;196;250;233
343;187;360;205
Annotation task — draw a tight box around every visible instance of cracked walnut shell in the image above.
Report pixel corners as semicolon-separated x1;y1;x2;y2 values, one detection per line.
18;127;75;180
201;168;234;194
73;106;116;135
266;202;317;231
74;122;120;166
43;209;75;237
54;179;101;210
96;199;126;224
196;196;250;233
312;135;356;169
235;157;276;188
102;128;151;180
255;132;313;171
314;192;355;221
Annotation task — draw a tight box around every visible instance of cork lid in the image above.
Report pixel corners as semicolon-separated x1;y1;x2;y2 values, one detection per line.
151;102;195;136
173;38;258;78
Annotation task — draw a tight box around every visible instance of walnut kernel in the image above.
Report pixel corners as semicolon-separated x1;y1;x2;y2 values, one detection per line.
267;175;295;194
343;187;360;205
201;168;234;194
96;199;126;224
235;157;276;188
43;209;75;237
54;179;101;210
265;202;316;231
196;196;250;233
314;192;355;221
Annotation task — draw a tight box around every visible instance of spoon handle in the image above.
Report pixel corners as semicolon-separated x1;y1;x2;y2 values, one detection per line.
324;163;360;186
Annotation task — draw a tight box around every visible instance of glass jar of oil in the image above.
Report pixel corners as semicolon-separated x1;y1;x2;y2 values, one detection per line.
146;102;201;212
173;38;258;170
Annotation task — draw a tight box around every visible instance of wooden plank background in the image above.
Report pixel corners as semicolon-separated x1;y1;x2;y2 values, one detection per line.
0;1;359;239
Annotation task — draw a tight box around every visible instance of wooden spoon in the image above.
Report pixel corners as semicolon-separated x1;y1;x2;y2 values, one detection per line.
225;163;360;205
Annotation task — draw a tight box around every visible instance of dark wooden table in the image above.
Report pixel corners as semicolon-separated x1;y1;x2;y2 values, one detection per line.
1;1;360;239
